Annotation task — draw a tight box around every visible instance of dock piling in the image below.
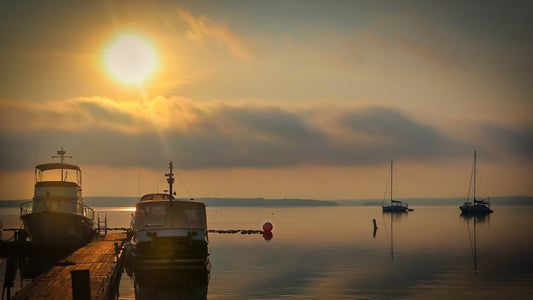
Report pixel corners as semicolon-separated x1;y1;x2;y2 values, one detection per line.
70;269;90;300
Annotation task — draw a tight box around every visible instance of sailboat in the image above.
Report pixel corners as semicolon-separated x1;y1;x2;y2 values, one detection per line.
459;150;493;214
382;160;412;212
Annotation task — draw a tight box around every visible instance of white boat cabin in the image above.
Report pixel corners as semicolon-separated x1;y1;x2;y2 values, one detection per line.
134;194;207;231
27;163;85;216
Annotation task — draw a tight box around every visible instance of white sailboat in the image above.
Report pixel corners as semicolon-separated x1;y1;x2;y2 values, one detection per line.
459;150;493;214
382;160;412;212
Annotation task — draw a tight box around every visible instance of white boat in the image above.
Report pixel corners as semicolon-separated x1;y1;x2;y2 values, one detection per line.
382;160;412;212
459;150;493;214
132;161;209;268
19;147;95;250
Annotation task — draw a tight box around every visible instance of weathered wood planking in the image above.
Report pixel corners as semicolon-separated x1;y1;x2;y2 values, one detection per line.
13;233;126;300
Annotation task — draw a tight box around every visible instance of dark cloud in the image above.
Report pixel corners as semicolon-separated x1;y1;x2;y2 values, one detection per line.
477;123;533;161
337;106;466;161
0;99;490;171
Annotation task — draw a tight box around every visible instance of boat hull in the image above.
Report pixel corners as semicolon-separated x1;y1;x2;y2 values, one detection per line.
134;236;209;268
382;206;409;212
459;205;493;214
20;211;95;250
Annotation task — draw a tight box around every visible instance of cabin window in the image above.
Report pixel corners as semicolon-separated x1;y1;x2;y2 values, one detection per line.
135;204;167;227
183;208;203;227
168;205;206;228
145;205;166;217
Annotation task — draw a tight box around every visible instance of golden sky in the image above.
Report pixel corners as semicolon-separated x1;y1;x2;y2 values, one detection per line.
0;0;532;200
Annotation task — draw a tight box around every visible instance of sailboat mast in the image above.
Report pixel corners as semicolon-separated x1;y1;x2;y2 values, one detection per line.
390;160;393;203
473;150;477;201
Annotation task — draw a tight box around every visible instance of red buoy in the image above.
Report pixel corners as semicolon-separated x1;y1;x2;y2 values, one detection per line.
262;222;273;232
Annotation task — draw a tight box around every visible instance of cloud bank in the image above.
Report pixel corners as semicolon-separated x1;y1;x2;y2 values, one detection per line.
1;96;529;171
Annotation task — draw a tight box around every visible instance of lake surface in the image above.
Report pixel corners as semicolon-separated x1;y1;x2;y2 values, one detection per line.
2;205;533;299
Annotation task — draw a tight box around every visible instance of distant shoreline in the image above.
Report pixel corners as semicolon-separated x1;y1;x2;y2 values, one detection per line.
1;196;532;207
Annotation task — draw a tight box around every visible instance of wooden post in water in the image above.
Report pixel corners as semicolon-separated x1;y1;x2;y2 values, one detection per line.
70;269;90;300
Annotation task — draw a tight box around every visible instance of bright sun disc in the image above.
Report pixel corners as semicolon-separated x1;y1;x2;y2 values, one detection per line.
104;34;157;84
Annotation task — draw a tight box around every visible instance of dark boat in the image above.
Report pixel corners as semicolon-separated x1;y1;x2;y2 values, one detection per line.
19;147;95;250
131;161;209;269
382;160;412;212
459;150;493;214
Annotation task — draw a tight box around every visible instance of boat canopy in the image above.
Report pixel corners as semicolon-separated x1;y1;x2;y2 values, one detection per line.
36;163;81;171
35;163;82;185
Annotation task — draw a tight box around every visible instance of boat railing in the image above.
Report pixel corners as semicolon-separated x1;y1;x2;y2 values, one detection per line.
20;200;33;217
474;198;490;206
20;198;95;220
84;205;95;220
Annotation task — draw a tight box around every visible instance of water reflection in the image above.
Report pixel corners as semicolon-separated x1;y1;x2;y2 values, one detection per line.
1;254;61;297
131;264;210;300
382;211;408;261
460;212;490;274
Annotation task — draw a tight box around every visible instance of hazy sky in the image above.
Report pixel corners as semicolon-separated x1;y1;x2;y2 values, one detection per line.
1;0;532;200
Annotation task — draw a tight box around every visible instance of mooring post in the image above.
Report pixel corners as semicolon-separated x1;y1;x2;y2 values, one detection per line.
70;269;90;300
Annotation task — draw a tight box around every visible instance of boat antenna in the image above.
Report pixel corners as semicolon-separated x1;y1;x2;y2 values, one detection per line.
165;160;175;200
51;146;72;181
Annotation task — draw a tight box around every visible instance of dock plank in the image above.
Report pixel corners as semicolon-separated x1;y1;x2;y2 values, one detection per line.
13;233;126;300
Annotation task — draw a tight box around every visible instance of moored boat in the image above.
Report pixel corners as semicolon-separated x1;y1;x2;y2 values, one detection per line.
382;160;411;212
131;161;209;269
460;150;493;214
19;147;95;250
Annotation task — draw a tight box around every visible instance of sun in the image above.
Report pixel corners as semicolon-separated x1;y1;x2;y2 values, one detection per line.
104;34;157;84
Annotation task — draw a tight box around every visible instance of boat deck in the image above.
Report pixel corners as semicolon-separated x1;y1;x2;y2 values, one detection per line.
12;233;126;300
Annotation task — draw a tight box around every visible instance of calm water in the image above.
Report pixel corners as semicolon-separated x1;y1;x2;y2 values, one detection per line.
2;205;533;299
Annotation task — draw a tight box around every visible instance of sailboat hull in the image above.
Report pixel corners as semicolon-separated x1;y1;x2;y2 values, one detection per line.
382;206;409;212
459;205;493;214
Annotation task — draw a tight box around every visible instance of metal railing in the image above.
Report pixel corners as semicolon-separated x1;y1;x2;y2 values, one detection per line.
20;199;95;221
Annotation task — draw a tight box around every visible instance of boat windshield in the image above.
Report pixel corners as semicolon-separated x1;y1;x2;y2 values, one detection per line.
134;201;206;229
36;165;81;185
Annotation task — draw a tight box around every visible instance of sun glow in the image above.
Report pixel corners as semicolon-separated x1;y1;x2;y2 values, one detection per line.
104;34;157;84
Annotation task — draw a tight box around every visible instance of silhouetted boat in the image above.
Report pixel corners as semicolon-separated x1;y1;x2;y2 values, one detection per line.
459;150;493;214
382;161;412;212
131;161;209;269
19;147;95;250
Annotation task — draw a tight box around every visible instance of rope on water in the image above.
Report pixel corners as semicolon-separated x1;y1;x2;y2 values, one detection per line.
208;229;265;234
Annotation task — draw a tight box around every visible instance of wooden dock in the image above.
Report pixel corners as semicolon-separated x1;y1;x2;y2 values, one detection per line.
13;233;126;300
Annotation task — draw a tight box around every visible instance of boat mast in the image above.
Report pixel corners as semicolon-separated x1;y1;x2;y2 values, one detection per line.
390;160;393;204
473;150;477;201
165;160;175;200
51;146;72;181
